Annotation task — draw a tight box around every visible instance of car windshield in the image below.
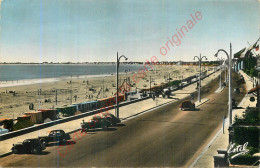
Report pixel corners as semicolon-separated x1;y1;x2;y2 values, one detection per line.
23;140;30;143
50;130;62;135
92;116;101;120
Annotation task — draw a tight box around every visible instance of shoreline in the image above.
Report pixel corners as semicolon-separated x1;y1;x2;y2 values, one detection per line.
0;73;130;88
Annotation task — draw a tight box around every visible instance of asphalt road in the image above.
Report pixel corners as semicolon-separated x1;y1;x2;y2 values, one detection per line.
0;72;246;167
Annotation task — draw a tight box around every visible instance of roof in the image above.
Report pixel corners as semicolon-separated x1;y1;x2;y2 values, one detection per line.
0;118;12;122
24;111;42;114
18;115;30;118
38;109;57;112
79;101;98;104
50;129;65;132
234;47;246;59
98;97;115;101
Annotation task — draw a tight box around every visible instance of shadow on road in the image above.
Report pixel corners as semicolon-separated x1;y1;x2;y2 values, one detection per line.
138;119;205;126
233;106;244;109
86;127;117;133
36;151;51;155
46;140;76;147
116;123;126;127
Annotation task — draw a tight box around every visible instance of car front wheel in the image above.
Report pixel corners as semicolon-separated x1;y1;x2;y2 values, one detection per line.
60;138;66;144
12;148;18;154
102;124;108;130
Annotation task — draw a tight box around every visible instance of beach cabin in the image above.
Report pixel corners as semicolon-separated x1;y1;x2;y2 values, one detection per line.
56;105;77;117
13;115;34;131
38;109;57;121
77;101;98;112
125;91;137;100
24;111;43;124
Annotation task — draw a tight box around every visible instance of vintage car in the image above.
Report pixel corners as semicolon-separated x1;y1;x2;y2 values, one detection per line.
101;113;121;126
11;138;46;154
232;99;237;108
38;129;71;145
180;100;196;111
81;116;110;132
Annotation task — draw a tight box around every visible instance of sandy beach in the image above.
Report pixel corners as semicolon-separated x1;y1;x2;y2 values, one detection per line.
0;65;209;119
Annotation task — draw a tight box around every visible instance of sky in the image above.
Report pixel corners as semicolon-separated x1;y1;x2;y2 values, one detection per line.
0;0;259;63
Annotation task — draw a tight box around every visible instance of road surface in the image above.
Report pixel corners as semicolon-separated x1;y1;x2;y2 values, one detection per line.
0;73;245;167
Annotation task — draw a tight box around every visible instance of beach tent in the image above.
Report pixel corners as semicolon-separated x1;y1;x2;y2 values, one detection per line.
44;118;52;123
24;111;43;124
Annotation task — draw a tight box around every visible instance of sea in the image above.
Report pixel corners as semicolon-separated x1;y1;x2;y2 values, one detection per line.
0;64;145;88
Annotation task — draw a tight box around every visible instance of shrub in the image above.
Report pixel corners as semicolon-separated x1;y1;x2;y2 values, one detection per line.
229;154;259;165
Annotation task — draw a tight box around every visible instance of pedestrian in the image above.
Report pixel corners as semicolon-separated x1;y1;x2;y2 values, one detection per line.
152;94;155;101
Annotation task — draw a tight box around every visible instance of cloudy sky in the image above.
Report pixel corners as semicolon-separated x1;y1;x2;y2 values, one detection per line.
0;0;259;63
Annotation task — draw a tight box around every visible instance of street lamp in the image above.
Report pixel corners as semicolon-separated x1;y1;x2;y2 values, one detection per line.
214;43;232;125
125;70;128;84
116;52;128;118
224;59;228;83
194;54;208;102
217;58;224;89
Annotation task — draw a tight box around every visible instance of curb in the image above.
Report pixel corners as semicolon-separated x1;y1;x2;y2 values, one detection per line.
195;98;210;107
189;76;248;168
215;86;225;93
0;151;12;158
189;119;226;168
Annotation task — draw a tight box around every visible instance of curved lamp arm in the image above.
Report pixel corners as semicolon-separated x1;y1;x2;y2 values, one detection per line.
215;49;229;59
117;55;128;67
201;56;207;61
193;56;200;61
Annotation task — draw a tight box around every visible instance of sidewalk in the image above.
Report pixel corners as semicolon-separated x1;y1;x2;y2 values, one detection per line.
192;70;256;168
0;70;220;157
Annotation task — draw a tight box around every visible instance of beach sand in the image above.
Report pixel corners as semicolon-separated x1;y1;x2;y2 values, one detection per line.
0;65;210;119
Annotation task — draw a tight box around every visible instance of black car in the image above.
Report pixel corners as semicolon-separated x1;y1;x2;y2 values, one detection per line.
81;116;110;132
232;99;237;108
11;138;46;154
102;113;121;126
38;129;71;145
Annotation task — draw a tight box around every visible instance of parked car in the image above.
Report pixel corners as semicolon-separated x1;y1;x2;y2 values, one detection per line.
38;129;71;145
180;100;195;111
11;138;46;154
234;87;240;93
232;99;237;108
81;116;110;132
102;113;121;126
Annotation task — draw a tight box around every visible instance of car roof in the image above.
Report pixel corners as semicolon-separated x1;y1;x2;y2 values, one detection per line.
24;138;39;141
102;113;112;116
50;129;64;132
92;116;102;119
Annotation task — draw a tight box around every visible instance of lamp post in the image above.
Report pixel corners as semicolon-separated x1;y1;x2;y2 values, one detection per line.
217;58;224;89
194;54;208;102
225;60;227;83
125;70;128;84
116;52;128;118
214;43;232;125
